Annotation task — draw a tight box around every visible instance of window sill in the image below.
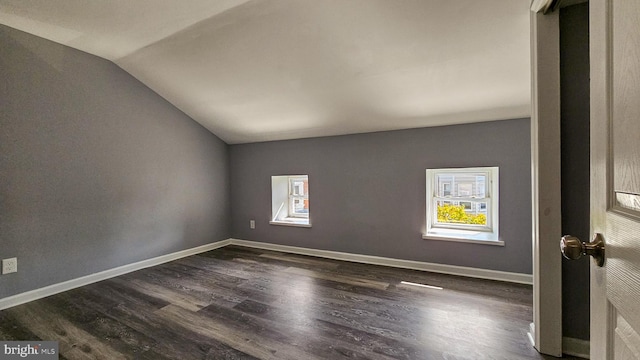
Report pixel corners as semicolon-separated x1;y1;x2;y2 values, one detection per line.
422;229;503;246
269;220;312;228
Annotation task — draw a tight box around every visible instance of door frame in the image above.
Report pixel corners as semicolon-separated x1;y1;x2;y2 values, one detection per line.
530;8;563;357
589;0;611;357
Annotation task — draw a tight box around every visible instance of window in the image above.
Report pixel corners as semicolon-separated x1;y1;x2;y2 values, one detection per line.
424;167;501;245
441;183;451;196
270;175;311;227
288;177;309;218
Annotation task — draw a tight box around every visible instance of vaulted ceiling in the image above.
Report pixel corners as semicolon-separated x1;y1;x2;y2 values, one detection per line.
0;0;531;144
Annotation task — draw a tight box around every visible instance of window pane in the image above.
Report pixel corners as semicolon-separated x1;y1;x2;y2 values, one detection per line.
436;200;487;226
287;176;309;218
290;197;309;215
436;173;486;198
290;178;307;196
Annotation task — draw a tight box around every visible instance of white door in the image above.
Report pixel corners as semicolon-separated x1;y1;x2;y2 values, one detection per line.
590;0;640;358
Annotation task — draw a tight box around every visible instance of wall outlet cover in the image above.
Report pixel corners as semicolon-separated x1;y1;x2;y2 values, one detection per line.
250;220;256;229
2;257;17;274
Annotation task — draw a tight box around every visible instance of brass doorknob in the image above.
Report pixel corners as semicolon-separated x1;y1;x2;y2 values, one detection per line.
560;233;605;267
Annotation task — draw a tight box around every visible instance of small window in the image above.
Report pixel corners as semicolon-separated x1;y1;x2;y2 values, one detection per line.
424;167;500;244
271;175;311;227
441;183;451;196
459;201;472;210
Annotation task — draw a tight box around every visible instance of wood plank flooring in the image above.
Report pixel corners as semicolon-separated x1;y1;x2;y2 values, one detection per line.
0;245;581;359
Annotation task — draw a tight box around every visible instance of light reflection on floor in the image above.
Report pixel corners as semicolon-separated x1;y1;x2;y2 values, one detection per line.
400;281;444;290
272;271;317;340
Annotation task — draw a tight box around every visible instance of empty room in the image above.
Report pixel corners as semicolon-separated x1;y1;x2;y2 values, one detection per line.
3;0;636;359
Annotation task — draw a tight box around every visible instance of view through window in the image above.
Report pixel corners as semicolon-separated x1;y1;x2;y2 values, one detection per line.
425;167;499;243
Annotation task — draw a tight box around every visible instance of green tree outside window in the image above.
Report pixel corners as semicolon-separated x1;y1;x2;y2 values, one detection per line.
437;204;486;225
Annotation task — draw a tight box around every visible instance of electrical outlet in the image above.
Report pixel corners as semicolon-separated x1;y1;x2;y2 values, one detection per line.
2;257;17;274
250;220;255;229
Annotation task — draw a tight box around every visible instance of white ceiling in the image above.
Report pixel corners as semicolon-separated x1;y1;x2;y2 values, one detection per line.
0;0;531;144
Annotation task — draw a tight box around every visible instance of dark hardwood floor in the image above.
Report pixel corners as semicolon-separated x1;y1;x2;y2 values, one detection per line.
0;246;582;359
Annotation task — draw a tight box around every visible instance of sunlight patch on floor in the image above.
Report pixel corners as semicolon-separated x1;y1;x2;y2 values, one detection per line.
400;281;443;290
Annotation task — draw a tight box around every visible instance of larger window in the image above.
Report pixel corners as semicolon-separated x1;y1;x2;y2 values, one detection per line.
424;167;500;244
270;175;311;227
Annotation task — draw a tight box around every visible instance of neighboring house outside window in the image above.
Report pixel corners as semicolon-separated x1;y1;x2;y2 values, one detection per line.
424;167;501;245
288;177;309;218
271;175;311;227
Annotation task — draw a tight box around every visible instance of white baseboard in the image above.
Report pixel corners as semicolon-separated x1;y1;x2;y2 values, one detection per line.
0;239;231;311
0;237;533;311
228;239;533;285
563;337;590;359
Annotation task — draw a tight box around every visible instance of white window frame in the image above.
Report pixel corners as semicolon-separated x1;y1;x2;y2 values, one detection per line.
423;167;501;245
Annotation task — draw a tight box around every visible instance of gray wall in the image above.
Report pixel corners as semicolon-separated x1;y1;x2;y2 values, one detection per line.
0;25;230;299
230;119;532;274
560;3;590;341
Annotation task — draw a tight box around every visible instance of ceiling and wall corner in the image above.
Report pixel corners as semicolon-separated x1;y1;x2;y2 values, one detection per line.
0;0;531;144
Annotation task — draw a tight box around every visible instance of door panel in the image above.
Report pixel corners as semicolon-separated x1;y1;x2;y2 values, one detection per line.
614;313;640;359
612;0;640;200
591;0;640;358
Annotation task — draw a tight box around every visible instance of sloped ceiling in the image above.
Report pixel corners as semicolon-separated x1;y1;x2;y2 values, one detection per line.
0;0;531;144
